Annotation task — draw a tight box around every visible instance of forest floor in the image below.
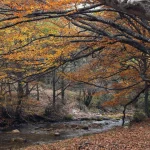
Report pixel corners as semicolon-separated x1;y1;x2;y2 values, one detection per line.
23;119;150;150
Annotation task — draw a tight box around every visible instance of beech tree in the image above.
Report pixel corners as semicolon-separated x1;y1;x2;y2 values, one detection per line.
101;0;150;20
0;1;149;56
0;0;150;124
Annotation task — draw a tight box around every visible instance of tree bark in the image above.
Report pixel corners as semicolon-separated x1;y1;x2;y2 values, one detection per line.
144;82;150;117
101;0;150;20
25;82;30;99
16;80;24;120
142;54;150;117
8;82;12;101
36;83;40;101
52;70;56;108
61;78;65;104
122;87;147;126
61;66;65;105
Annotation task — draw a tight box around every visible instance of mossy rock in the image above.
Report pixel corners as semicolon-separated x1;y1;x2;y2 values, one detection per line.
82;125;89;130
94;117;103;121
63;114;73;121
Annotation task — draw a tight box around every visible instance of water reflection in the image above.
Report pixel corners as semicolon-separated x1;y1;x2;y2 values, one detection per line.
0;119;126;150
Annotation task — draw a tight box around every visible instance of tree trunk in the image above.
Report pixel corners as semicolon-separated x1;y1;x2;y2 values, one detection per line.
142;54;150;117
84;89;93;107
25;82;30;98
52;70;56;108
15;80;24;120
8;82;12;101
36;83;40;101
61;78;65;104
0;82;3;95
61;66;65;104
144;82;150;117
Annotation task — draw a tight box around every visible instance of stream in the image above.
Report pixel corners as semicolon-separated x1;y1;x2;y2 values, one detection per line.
0;119;126;150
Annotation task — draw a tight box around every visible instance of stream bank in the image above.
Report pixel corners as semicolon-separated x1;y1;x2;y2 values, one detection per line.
0;118;128;150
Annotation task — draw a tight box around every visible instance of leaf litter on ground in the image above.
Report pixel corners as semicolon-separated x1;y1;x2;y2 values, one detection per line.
23;119;150;150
